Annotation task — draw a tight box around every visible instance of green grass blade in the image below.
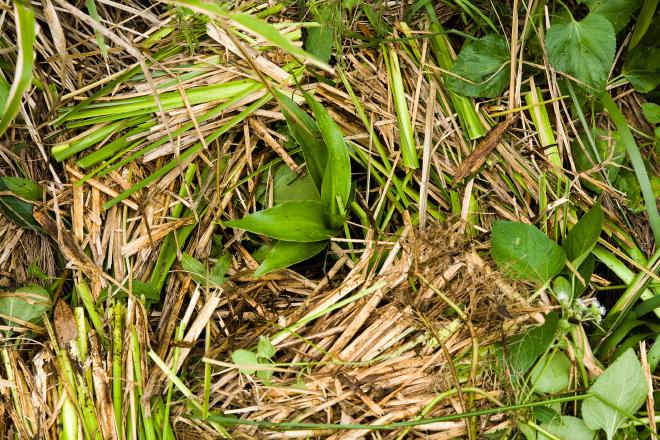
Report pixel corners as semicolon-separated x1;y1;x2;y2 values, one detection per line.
85;0;108;62
0;2;36;138
601;92;660;244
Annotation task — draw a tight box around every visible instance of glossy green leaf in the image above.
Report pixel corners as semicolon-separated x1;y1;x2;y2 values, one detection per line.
231;349;259;375
499;312;559;380
0;285;52;328
491;221;566;283
276;91;327;192
546;14;616;91
225;201;339;242
642;103;660;124
582;349;647;440
538;416;595;440
304;93;351;228
0;2;36;137
254;240;327;276
562;203;603;267
530;351;572;394
623;44;660;93
583;0;642;32
0;176;42;201
446;34;510;98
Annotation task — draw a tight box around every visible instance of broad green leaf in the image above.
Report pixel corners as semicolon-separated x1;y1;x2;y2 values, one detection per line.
538;416;595;440
254;240;327;276
623;45;660;93
0;176;43;201
615;169;644;213
306;26;334;64
583;0;642;32
0;2;36;138
225;201;339;242
642;103;660;124
491;221;566;283
582;348;647;440
0;285;52;328
130;279;161;303
562;203;603;267
231;349;259;375
546;14;615;91
446;34;510;98
276;91;327;192
257;336;276;359
257;163;320;205
530;351;572;394
303;93;351;228
499;312;559;380
181;253;225;287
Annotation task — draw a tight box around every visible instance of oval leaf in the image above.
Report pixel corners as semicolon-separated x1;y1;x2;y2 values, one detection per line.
562;203;603;267
582;348;648;440
224;201;339;242
491;221;566;283
530;351;572;394
539;416;595;440
231;349;259;375
546;14;616;91
254;240;327;276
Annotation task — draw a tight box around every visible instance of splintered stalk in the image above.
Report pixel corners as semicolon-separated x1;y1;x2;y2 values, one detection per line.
385;46;419;169
525;85;560;168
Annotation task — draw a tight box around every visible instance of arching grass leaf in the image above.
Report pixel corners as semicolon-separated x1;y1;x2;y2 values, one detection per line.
546;14;615;91
0;2;36;137
446;34;510;98
224;201;339;242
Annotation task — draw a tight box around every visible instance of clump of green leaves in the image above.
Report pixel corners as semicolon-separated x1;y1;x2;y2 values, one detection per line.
231;336;276;381
225;91;352;275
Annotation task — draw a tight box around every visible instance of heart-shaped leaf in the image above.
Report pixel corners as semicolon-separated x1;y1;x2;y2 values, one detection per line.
546;14;616;91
